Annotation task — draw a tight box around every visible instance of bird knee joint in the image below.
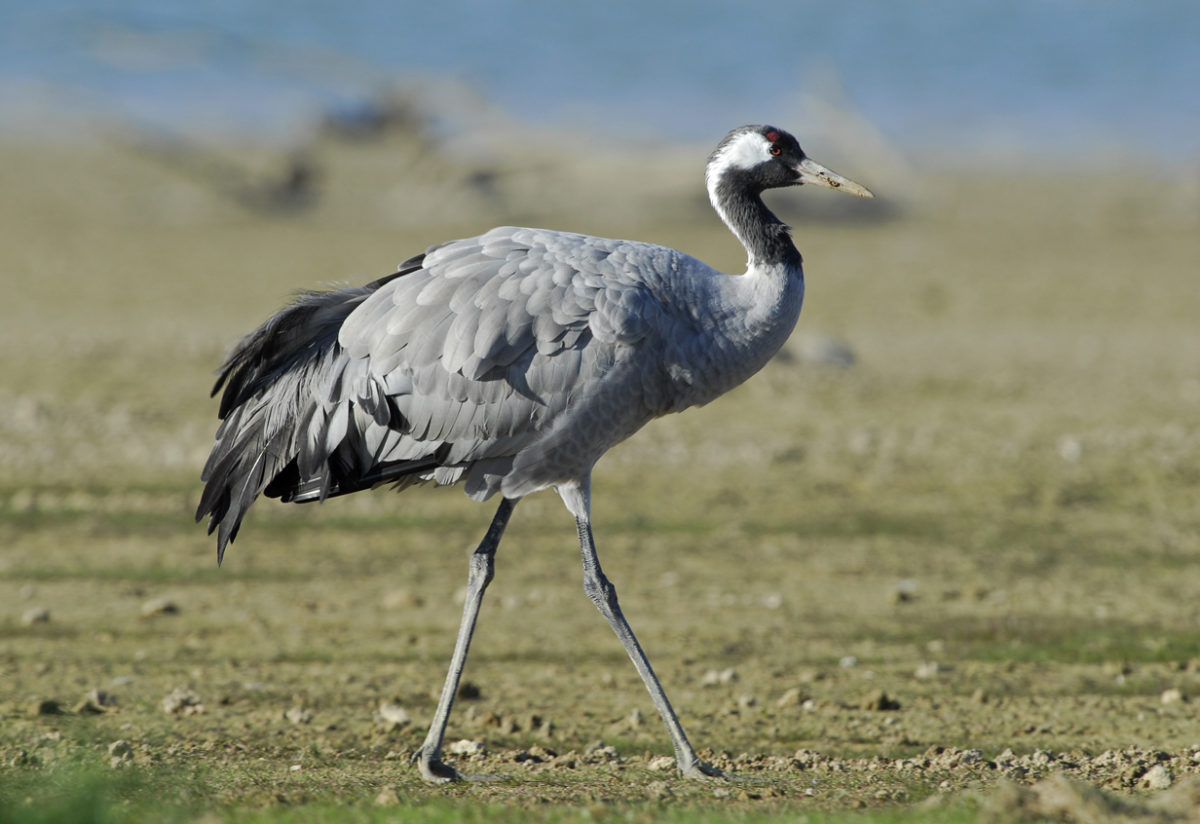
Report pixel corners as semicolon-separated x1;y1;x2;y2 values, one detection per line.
583;574;618;610
468;551;495;587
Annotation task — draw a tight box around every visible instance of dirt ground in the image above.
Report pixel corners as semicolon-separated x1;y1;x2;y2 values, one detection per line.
1;120;1199;820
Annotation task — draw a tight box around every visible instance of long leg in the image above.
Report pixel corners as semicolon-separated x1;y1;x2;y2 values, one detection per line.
564;485;723;779
413;497;516;783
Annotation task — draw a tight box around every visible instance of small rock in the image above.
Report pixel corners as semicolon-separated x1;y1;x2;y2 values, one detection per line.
161;687;204;716
377;700;411;730
915;661;940;679
108;740;133;768
285;706;314;725
457;681;481;700
1142;763;1173;790
374;785;401;806
73;698;105;715
140;597;180;618
858;690;900;711
1161;688;1187;705
446;739;485;757
584;742;621;762
528;744;557;761
30;699;62;716
86;689;118;708
839;655;858;668
1057;435;1082;462
648;755;676;771
776;687;807;708
700;668;738;686
21;606;50;625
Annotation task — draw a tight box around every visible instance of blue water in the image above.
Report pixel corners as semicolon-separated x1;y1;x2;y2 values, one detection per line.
2;1;1197;163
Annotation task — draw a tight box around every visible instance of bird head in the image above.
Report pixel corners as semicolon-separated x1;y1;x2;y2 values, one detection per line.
706;125;874;198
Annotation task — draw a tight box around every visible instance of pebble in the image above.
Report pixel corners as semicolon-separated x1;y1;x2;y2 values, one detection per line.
161;687;204;716
700;668;738;686
859;690;901;711
775;687;807;708
891;579;918;604
446;739;485;757
1161;688;1187;705
647;755;676;771
21;606;50;626
1141;763;1173;790
29;699;62;716
584;742;621;762
87;689;118;707
140;596;180;618
377;700;411;730
73;698;105;715
108;740;133;767
284;706;313;725
627;707;642;729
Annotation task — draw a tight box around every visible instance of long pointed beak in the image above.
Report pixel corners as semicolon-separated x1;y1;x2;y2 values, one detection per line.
796;156;874;198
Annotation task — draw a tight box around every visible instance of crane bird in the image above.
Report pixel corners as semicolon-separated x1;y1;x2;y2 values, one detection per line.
197;124;873;782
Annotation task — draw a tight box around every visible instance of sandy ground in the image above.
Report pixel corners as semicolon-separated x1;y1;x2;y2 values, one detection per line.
1;118;1199;819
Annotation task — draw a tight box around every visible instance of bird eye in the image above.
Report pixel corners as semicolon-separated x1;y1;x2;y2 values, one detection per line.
769;146;782;156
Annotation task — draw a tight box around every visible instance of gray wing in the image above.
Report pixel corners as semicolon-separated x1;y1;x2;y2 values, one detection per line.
325;226;681;499
197;226;704;559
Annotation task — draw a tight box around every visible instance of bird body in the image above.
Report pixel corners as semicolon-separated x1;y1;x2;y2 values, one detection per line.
198;125;872;781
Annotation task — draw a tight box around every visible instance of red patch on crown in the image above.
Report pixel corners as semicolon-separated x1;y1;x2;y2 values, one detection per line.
765;130;780;142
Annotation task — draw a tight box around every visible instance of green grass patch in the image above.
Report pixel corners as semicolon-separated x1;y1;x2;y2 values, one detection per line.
0;759;981;824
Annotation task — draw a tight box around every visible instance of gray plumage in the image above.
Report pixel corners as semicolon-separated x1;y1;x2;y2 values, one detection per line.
197;125;873;782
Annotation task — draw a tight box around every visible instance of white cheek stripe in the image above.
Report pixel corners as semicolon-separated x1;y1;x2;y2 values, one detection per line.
705;132;769;235
711;131;770;173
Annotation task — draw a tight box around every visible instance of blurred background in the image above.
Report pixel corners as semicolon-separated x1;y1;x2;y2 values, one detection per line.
2;0;1198;165
2;0;1199;595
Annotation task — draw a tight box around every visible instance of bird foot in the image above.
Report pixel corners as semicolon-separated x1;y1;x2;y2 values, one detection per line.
412;747;507;784
678;759;729;780
678;758;765;782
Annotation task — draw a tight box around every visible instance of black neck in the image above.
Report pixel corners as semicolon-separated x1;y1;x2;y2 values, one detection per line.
712;171;802;268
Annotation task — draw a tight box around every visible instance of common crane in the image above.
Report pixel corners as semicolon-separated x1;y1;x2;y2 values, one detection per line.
197;124;873;781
